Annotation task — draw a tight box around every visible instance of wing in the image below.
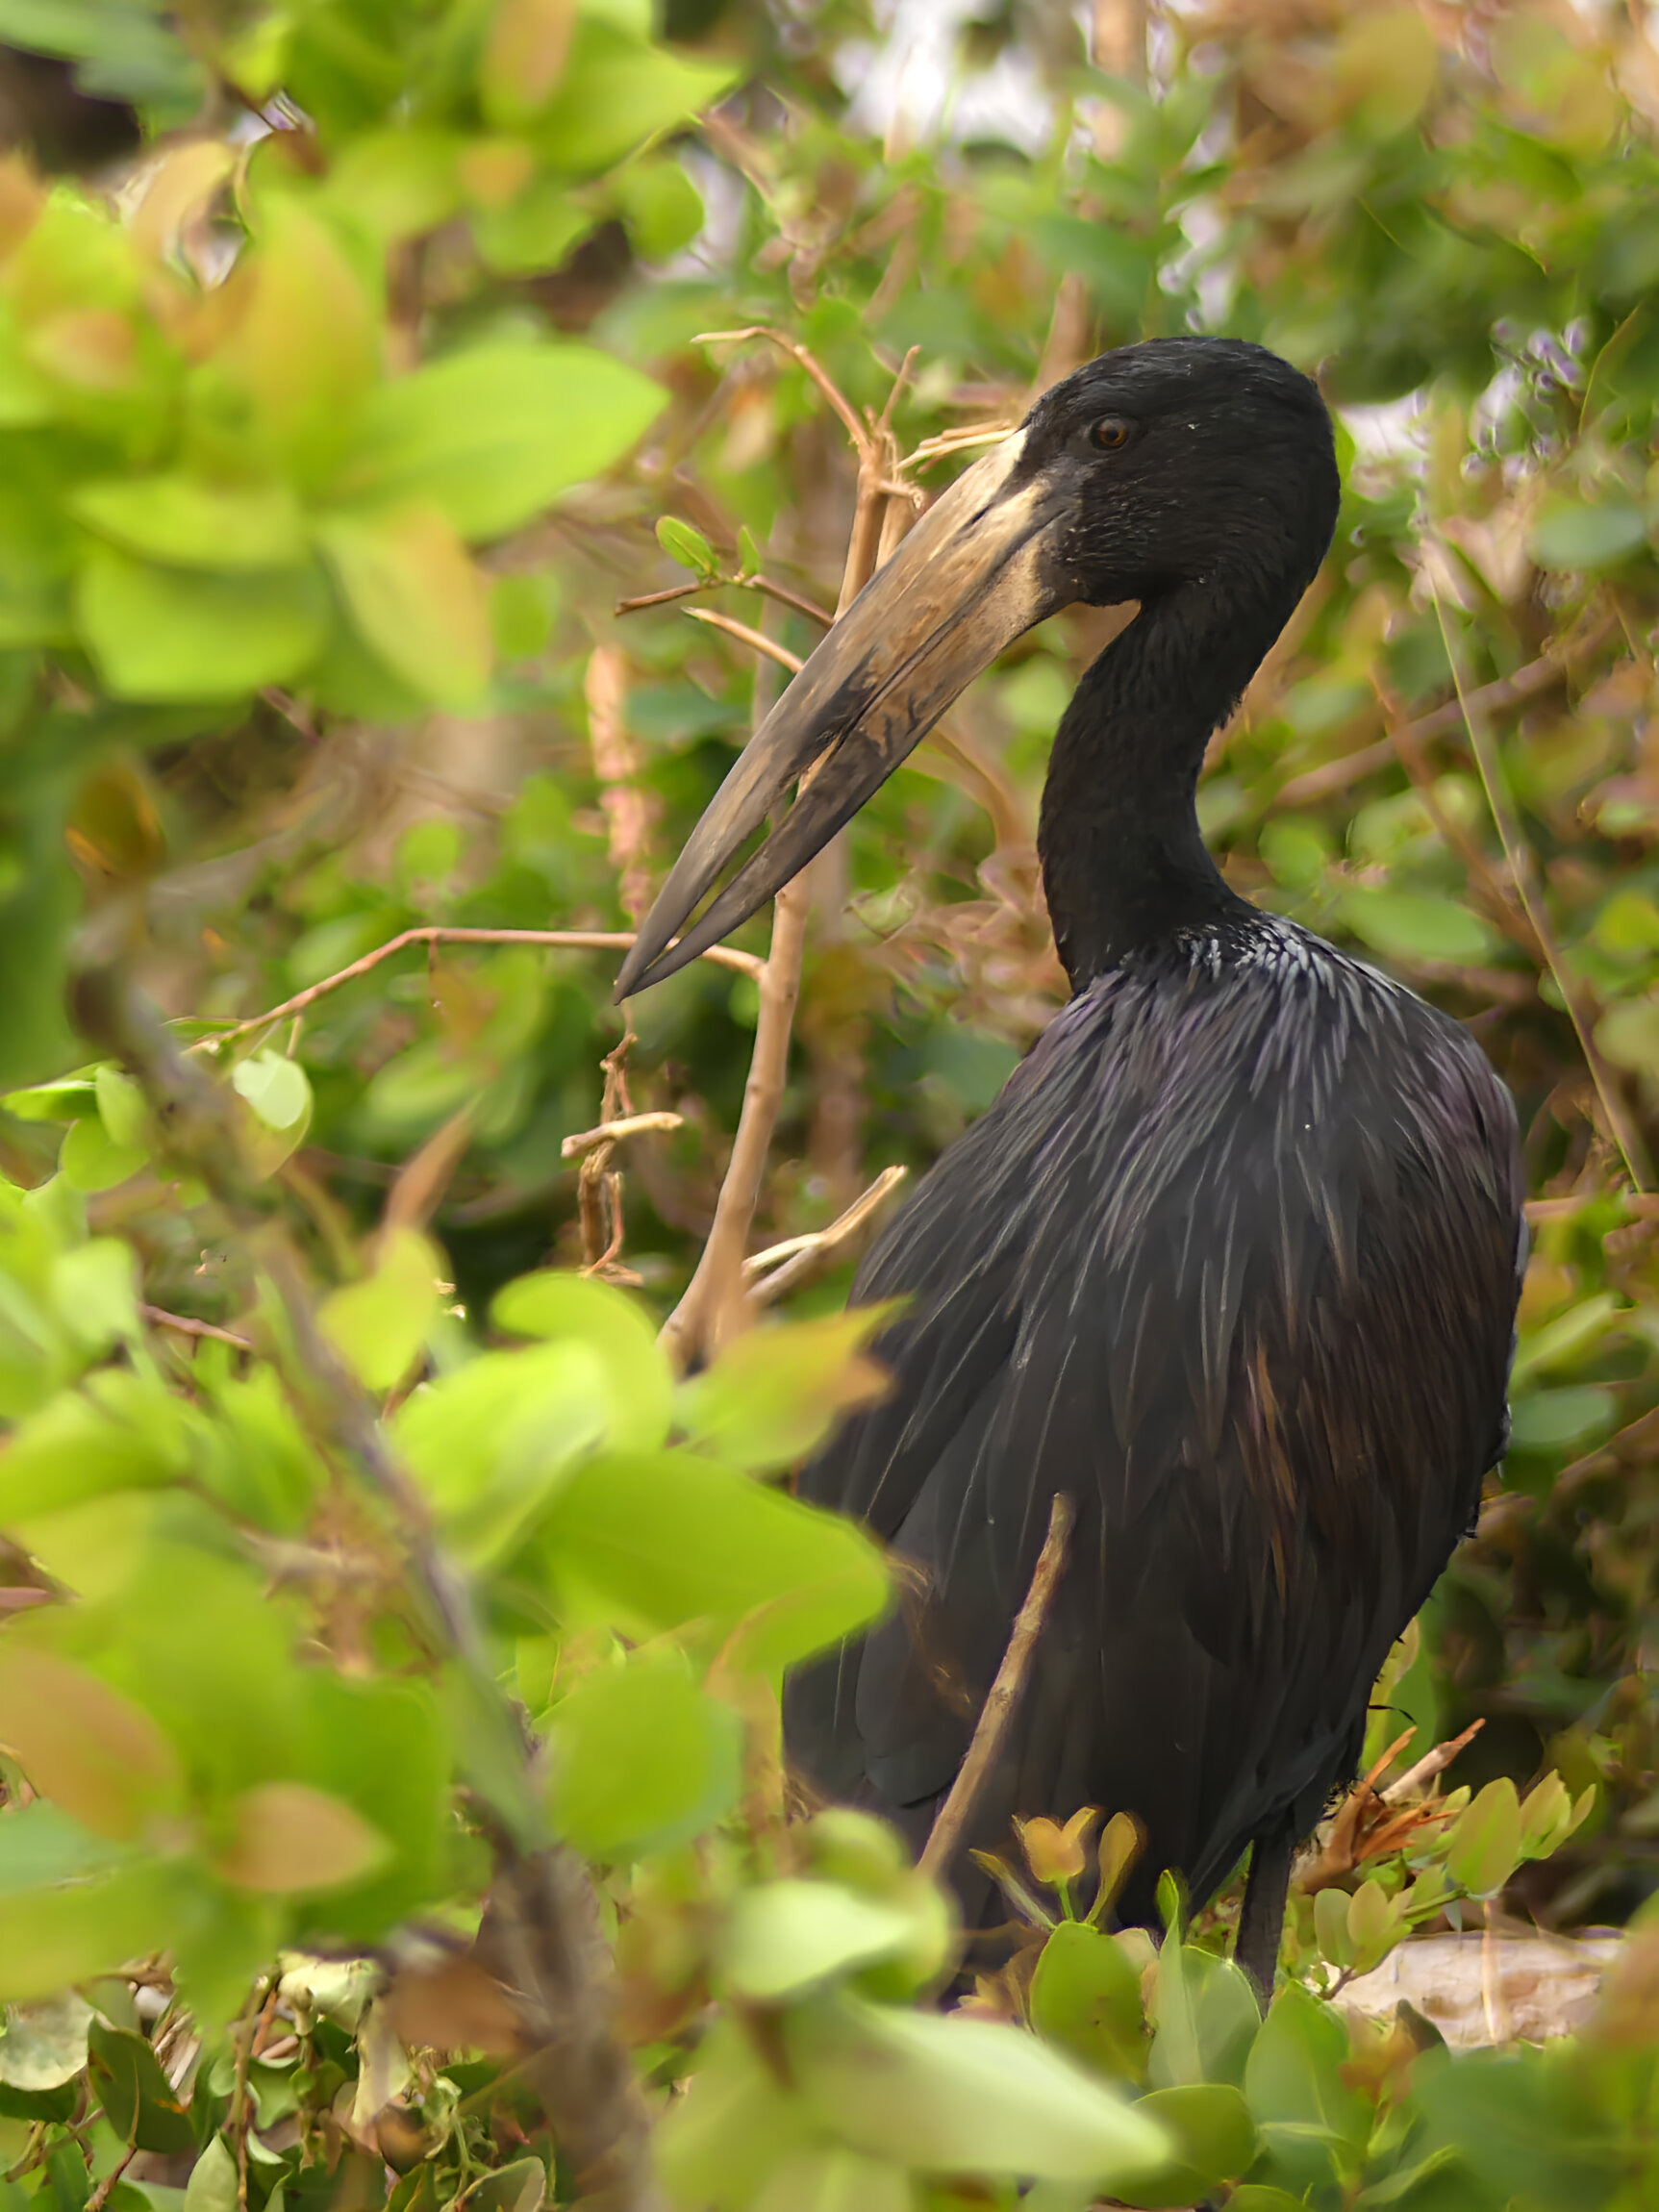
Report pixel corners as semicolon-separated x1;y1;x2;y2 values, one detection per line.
786;934;1522;1921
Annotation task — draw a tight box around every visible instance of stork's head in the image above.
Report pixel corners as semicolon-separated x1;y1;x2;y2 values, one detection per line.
615;337;1338;999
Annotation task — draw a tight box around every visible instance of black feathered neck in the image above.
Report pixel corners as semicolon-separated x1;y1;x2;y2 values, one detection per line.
1038;576;1290;991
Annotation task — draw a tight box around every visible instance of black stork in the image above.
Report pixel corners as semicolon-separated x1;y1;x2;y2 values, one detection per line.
615;337;1523;1988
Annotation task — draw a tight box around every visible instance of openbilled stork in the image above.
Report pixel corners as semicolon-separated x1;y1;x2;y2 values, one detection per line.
616;338;1522;1988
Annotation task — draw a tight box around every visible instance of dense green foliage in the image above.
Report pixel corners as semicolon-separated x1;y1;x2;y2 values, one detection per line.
2;1;1659;2207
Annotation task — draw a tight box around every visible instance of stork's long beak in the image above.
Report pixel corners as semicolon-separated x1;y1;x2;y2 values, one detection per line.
614;430;1078;999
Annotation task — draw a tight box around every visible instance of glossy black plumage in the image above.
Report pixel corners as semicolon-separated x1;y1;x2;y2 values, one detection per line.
785;917;1521;1928
622;334;1526;1963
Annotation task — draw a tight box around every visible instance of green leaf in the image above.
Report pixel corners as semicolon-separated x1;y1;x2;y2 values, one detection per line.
87;2021;193;2152
315;501;490;708
751;2151;910;2212
323;129;465;244
59;1117;147;1194
1114;2084;1256;2208
50;1238;140;1354
1242;1984;1369;2199
318;1228;442;1393
546;1653;742;1861
480;0;576;127
92;1065;146;1148
1529;494;1648;571
1596;994;1659;1073
1;1070;100;1124
182;2137;237;2212
490;1269;672;1451
676;1310;892;1473
656;515;717;577
394;1342;614;1567
459;2162;543;2212
0;1370;201;1521
339;342;665;540
785;1990;1170;2186
0;1641;186;1841
717;1879;928;2003
0;1992;91;2091
541;1449;891;1671
656;2014;820;2212
1445;1777;1522;1898
231;1047;312;1152
0;1860;190;2006
531;19;738;177
1029;1921;1148;2080
0;1802;129;1895
70;477;309;572
1147;1937;1258;2091
1339;887;1501;966
76;544;329;702
1410;2048;1623;2211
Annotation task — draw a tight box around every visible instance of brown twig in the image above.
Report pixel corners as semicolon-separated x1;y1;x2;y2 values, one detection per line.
587;644;654;926
683;608;805;674
660;341;892;1368
1432;588;1653;1191
85;2149;136;2212
1372;674;1539;959
1274;649;1578;809
1381;1717;1486;1805
692;325;870;451
139;1303;253;1350
189;929;764;1053
919;1495;1074;1880
743;1165;908;1306
561;1111;685;1161
616;571;833;625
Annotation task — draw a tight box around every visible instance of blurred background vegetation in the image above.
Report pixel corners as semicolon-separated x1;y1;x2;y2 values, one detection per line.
1;0;1659;1945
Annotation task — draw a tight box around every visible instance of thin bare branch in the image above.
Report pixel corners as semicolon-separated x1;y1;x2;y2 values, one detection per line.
561;1111;685;1162
920;1494;1073;1880
1381;1717;1486;1805
1275;640;1596;808
587;644;654;926
614;579;707;616
140;1302;253;1350
684;607;806;673
1433;587;1653;1191
190;928;764;1052
743;573;835;626
901;422;1018;471
745;1165;908;1305
692;326;873;457
661;348;907;1365
616;572;833;626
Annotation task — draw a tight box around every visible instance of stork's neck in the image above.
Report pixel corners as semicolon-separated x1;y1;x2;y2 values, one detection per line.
1037;580;1284;991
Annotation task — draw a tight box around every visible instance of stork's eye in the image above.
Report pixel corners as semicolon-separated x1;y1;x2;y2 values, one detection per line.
1091;415;1135;451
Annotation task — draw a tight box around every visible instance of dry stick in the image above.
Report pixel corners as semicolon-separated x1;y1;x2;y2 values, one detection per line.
85;2150;136;2212
1381;1717;1486;1806
1432;587;1654;1191
659;342;892;1369
561;1111;685;1162
139;1302;253;1350
587;643;654;926
684;607;804;674
1274;647;1580;809
616;572;833;626
191;928;764;1053
919;1494;1074;1880
744;1164;909;1307
1373;676;1540;960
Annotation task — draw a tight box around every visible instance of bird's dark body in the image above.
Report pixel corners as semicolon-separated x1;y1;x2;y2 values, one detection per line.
786;915;1521;1925
622;333;1527;1960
